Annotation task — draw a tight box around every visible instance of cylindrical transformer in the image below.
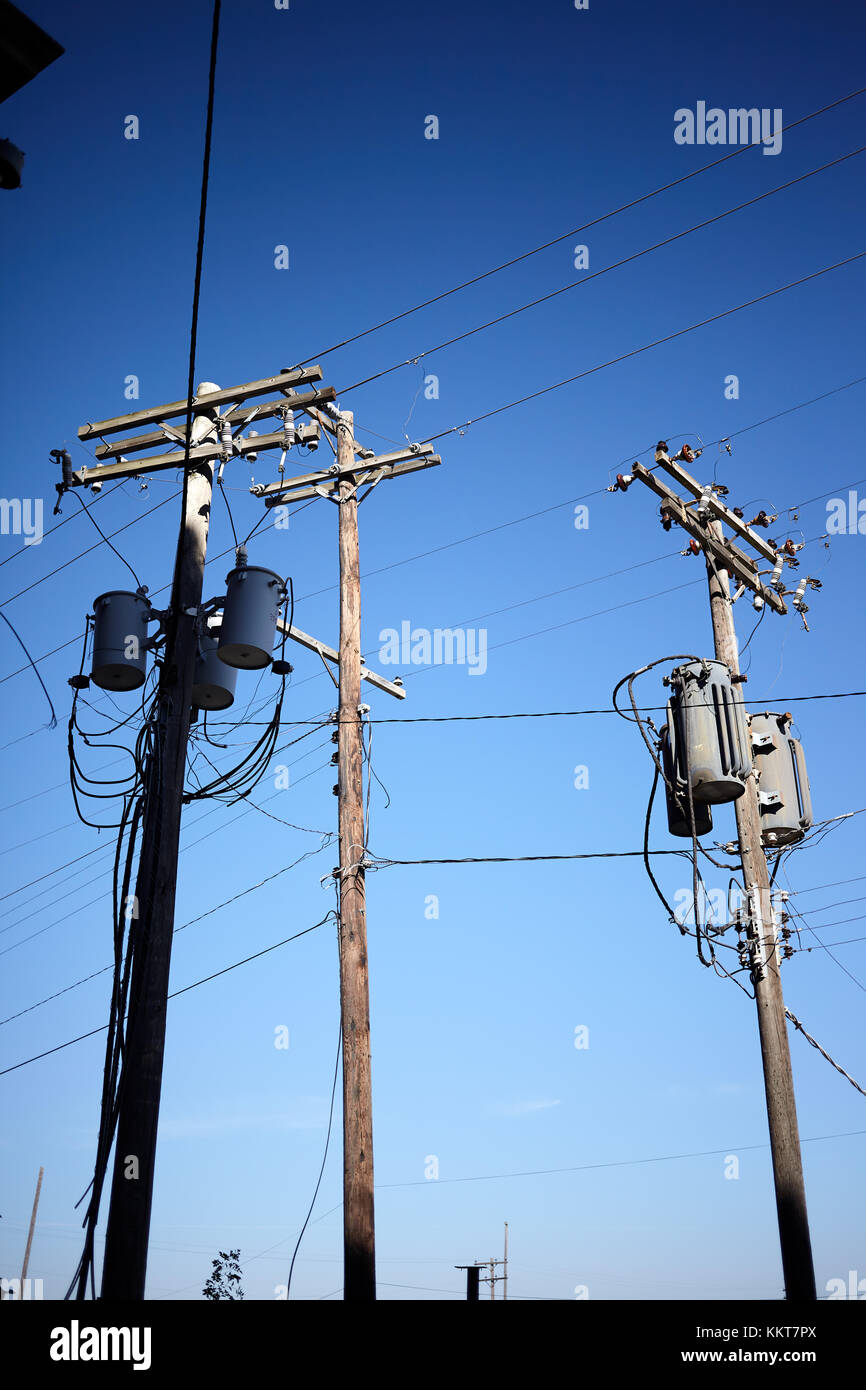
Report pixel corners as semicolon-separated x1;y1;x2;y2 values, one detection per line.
668;659;750;804
91;590;150;691
218;566;286;670
192;618;237;710
659;725;713;838
750;711;814;847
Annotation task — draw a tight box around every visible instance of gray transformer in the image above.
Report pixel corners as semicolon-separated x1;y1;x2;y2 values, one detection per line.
91;590;151;691
750;712;813;847
666;659;751;804
218;565;286;670
192;618;237;710
659;724;713;837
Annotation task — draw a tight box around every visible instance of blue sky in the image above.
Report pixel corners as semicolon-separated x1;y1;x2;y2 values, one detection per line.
1;0;865;1301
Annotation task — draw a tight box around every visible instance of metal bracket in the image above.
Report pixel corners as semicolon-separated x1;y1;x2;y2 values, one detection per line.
751;732;775;753
758;788;783;811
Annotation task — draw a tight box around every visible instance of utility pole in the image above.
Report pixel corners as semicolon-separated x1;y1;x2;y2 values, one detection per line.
475;1254;506;1299
503;1222;508;1302
335;410;376;1300
705;519;815;1301
623;443;817;1301
62;370;438;1300
258;408;441;1299
62;367;330;1299
100;385;220;1300
20;1166;44;1295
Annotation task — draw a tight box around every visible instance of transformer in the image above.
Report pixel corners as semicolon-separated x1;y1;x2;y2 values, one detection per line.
750;712;813;847
218;565;286;670
91;590;150;691
666;658;750;804
659;724;713;837
192;617;237;710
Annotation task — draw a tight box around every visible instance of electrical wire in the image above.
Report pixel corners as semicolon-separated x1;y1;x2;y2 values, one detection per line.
0;914;334;1078
362;848;690;867
0;748;334;960
2;408;864;698
0;478;127;573
784;1009;866;1097
338;150;866;398
64;3;224;1299
415;252;866;444
373;1128;866;1189
0;489;178;609
285;1016;342;1301
297;85;866;366
214;692;866;728
0;608;57;730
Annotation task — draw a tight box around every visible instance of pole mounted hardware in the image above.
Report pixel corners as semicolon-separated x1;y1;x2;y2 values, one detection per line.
71;369;332;488
254;443;441;507
620;434;818;1302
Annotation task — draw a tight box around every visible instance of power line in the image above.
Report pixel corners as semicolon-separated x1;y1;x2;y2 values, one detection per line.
0;912;333;1077
0;516;309;691
804;934;866;950
703;376;866;453
374;1128;866;1189
0;608;57;731
785;1009;866;1097
364;848;696;868
0;749;332;958
0;489;178;608
799;894;866;917
285;1017;342;1301
0;479;128;573
1;397;863;699
280;447;866;614
416;252;866;443
339;149;866;397
796;875;866;897
277;691;866;726
298;85;866;365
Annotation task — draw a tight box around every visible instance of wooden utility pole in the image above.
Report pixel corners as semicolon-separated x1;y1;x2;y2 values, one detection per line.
100;386;220;1300
705;520;816;1301
335;411;376;1300
20;1166;44;1294
625;444;817;1301
255;410;440;1300
503;1221;508;1301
